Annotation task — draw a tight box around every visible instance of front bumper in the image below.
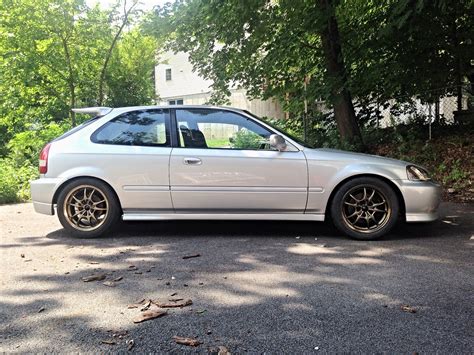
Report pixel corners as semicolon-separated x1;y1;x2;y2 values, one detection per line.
30;178;62;215
398;180;442;222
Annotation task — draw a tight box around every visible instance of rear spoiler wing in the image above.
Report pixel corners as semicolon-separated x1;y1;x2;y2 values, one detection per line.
71;107;113;116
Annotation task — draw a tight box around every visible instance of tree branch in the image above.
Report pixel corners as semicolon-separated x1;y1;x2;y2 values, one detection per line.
97;0;139;105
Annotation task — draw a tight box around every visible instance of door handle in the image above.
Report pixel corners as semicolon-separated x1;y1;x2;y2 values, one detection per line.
183;157;202;165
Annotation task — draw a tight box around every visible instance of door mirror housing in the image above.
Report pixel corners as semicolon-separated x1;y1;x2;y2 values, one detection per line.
269;134;287;151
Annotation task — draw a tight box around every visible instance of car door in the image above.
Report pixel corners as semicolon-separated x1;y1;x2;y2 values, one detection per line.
169;108;308;213
90;108;173;212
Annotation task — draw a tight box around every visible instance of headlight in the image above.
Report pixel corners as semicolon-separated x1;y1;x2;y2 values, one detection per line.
407;165;431;181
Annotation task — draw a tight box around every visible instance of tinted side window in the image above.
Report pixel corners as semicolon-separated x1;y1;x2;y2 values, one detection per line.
175;109;275;150
91;110;170;147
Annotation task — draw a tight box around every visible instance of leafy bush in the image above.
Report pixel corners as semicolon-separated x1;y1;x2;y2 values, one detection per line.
0;159;37;204
0;122;68;204
0;159;18;204
8;122;69;167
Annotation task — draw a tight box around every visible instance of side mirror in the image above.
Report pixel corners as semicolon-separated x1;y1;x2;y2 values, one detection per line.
269;134;287;151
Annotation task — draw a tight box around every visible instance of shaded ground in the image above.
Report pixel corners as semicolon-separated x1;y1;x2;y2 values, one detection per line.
370;127;473;203
1;202;473;353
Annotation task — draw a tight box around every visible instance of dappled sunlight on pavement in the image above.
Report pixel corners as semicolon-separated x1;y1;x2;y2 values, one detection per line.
1;202;473;353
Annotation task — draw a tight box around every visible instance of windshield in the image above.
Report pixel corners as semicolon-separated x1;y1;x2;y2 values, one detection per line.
243;110;315;149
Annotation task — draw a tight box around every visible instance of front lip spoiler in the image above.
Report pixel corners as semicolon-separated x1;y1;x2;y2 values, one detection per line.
406;211;439;222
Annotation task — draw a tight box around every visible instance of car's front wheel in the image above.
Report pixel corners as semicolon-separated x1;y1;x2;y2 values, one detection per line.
57;178;120;238
330;177;399;240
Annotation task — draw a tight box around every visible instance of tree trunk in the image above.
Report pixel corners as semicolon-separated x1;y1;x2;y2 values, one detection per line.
70;83;76;126
456;66;463;112
61;36;76;126
317;0;363;145
97;0;138;105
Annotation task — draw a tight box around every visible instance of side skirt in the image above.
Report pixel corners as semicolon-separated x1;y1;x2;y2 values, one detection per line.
122;213;325;222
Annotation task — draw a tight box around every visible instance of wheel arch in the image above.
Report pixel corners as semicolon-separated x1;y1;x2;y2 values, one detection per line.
324;174;406;221
52;176;123;213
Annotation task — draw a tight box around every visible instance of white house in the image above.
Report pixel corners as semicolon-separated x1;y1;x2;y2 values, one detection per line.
154;51;286;119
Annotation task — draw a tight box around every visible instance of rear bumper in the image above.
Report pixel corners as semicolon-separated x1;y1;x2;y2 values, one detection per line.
399;180;442;222
30;178;62;215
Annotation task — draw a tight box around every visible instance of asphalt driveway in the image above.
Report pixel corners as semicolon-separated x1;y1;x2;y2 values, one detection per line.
1;202;473;353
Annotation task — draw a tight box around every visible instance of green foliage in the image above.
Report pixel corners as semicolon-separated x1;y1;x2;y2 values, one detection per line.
340;0;473;102
0;0;159;203
438;159;470;189
0;158;37;204
0;122;69;203
230;129;263;150
0;159;19;204
8;122;70;166
144;0;473;145
105;30;158;107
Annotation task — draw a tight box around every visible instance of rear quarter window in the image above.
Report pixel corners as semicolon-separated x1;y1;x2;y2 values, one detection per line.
54;116;101;141
91;109;170;147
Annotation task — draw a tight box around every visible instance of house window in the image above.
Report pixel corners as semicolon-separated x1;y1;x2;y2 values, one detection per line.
168;99;184;105
165;68;172;81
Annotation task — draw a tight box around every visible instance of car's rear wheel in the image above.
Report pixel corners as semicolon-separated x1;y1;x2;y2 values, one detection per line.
330;177;399;240
57;178;120;238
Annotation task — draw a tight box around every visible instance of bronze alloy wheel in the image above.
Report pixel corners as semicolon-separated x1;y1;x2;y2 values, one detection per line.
341;185;391;234
63;184;109;231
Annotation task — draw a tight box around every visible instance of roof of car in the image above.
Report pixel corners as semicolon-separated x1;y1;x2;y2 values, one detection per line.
113;105;245;113
72;105;249;117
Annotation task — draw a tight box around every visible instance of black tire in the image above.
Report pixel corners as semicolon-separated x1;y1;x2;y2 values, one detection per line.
330;177;399;240
57;178;120;238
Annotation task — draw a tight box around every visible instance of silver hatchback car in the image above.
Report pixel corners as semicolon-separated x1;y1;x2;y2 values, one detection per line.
31;105;441;240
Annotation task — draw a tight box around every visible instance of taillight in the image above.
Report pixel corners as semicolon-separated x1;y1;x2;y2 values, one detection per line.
39;143;51;174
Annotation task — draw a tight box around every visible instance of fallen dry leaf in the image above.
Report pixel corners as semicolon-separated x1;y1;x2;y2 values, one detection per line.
182;254;201;260
218;346;230;354
103;281;116;287
81;274;106;282
38;307;45;313
128;299;147;309
208;345;230;354
154;299;192;308
108;330;128;337
132;309;167;323
140;300;152;311
127;339;135;351
173;336;202;347
101;339;116;345
401;304;417;313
